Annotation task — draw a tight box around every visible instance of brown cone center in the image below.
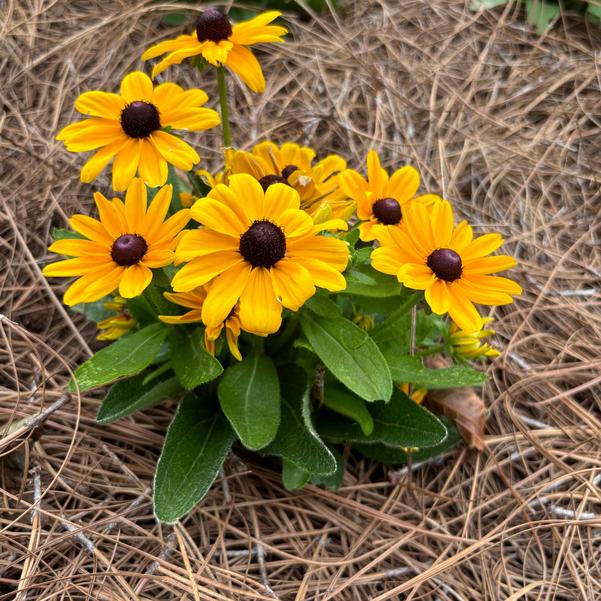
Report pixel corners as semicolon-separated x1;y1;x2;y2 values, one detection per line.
196;8;233;42
120;101;161;138
427;248;463;282
372;197;402;225
111;234;148;266
239;220;286;268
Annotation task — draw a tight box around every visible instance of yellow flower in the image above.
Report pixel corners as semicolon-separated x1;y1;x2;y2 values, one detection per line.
399;383;428;404
450;317;500;359
96;296;136;340
372;200;522;331
159;287;243;360
171;173;349;335
141;9;287;92
229;141;354;221
338;150;440;241
56;71;220;191
43;178;190;305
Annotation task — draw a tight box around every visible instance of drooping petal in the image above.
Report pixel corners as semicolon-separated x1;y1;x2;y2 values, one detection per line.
112;138;142;192
120;71;153;103
239;267;282;334
118;263;153;298
424;279;450;314
201;262;252;327
150;131;200;171
151;44;207;78
200;40;233;66
226;44;265;93
446;284;483;331
270;259;315;310
80;137;129;184
141;33;199;61
138;139;168;188
75;91;126;119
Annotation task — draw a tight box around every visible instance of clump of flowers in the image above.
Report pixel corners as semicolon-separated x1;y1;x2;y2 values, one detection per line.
47;6;521;523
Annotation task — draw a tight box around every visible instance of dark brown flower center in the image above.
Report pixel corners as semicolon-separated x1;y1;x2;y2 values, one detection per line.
372;197;402;225
111;234;148;266
427;248;463;282
120;101;161;138
281;164;299;180
196;8;233;42
258;174;290;192
239;220;286;268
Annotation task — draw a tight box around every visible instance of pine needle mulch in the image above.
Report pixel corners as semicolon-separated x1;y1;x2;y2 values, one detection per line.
1;1;600;598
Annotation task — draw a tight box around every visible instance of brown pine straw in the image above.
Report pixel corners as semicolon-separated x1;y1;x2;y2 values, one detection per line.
1;0;600;598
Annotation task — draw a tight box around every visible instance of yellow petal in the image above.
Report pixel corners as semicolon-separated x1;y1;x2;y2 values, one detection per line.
75;91;125;119
171;252;243;291
143;185;172;237
397;263;435;289
43;256;107;277
424;279;450;314
138;139;168;188
150;131;200;171
141;33;199;61
63;266;124;306
230;11;287;45
153;209;191;246
175;229;238;262
80;137;129;184
430;200;454;247
163;107;221;132
264;182;301;219
270;259;315;310
386;165;419;204
151;44;206;78
370;247;400;277
463;255;517;275
118;264;153;298
141;248;173;268
450;220;473;252
226;173;265;222
366;150;389;199
152;82;208;119
120;71;154;103
124;177;147;233
201;262;252;327
112;138;142;192
57;119;124;151
190;196;247;237
69;214;113;246
293;257;346;292
48;238;108;257
277;208;313;239
446;284;483;331
287;235;348;271
94;192;127;239
239;267;282;334
226;44;265;93
462;233;504;261
201;40;233;66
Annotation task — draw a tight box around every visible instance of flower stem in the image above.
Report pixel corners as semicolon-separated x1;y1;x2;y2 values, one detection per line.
216;67;231;147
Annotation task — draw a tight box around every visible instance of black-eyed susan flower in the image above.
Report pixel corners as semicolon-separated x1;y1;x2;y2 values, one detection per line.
171;173;349;335
96;296;136;341
338;150;440;241
372;200;522;331
159;287;243;360
43;179;190;305
450;317;500;359
229;141;354;222
399;383;428;404
141;8;287;93
56;71;220;191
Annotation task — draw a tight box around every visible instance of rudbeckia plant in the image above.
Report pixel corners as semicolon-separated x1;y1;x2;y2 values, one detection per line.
46;6;521;523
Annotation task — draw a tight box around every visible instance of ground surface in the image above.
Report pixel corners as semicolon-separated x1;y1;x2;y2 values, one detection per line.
1;0;601;599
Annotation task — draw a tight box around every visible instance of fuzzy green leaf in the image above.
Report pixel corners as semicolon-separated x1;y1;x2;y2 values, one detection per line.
318;389;447;449
300;312;392;402
305;294;342;318
266;365;336;476
385;355;487;389
281;460;310;491
310;445;345;489
218;353;280;450
70;323;167;392
154;394;235;523
323;385;374;435
97;372;182;423
51;227;83;241
526;0;560;32
167;328;223;390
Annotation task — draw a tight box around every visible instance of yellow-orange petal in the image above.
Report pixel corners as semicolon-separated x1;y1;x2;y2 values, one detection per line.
118;263;153;298
239;267;282;333
226;44;265;93
201;262;252;327
270;259;315;311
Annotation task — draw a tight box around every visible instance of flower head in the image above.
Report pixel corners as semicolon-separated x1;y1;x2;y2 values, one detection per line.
229;141;354;222
96;296;136;340
141;9;287;93
450;317;500;359
399;383;428;404
372;200;522;330
159;287;242;360
338;150;440;241
56;71;220;191
171;173;349;334
43;179;190;305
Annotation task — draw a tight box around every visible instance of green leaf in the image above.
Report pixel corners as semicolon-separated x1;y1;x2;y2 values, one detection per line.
126;296;157;325
469;0;507;9
266;365;336;476
385;355;487;389
323;385;374;435
300;312;392;402
281;460;310;491
72;297;112;323
588;2;601;20
70;323;168;392
318;389;447;449
342;264;401;297
167;327;223;391
51;227;83;241
217;353;280;450
305;294;342;318
310;445;344;489
161;12;187;26
355;418;462;464
154;394;235;523
370;293;421;355
97;372;182;423
343;227;360;247
526;0;560;32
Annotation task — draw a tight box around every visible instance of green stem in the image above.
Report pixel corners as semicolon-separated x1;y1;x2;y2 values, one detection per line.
417;344;446;358
216;67;231;147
